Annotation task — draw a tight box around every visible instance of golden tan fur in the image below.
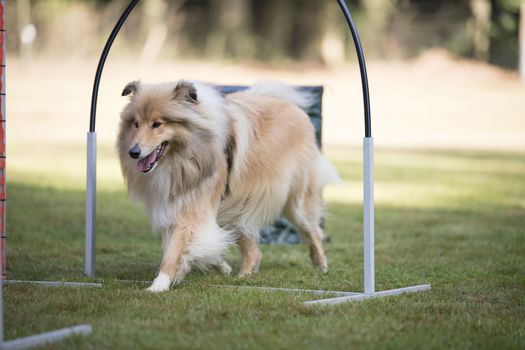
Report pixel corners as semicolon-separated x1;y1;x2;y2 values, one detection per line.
117;80;335;292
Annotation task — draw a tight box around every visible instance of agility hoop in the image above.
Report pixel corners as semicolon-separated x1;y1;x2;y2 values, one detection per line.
85;0;431;304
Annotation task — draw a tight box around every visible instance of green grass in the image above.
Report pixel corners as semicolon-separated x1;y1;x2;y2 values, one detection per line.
4;145;525;349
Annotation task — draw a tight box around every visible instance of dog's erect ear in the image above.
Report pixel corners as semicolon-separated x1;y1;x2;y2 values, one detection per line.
173;81;198;103
122;81;141;97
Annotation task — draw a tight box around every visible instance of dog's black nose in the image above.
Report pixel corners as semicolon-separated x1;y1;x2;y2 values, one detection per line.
128;144;141;159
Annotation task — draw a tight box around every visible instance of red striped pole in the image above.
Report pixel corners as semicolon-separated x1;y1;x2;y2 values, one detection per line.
0;4;94;347
0;0;6;281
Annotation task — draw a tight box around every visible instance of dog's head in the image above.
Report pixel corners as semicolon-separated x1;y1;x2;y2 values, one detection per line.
118;80;210;173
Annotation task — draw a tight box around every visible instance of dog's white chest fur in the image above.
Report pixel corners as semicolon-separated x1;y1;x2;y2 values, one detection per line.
128;163;177;232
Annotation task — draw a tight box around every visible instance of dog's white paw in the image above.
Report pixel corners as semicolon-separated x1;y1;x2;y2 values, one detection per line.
318;259;329;273
320;263;328;273
145;272;172;293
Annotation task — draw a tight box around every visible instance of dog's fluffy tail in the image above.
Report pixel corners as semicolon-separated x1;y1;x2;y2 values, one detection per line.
247;80;315;111
317;153;344;187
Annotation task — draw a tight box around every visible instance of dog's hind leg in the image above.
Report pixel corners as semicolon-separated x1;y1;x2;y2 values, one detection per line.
284;190;328;273
237;234;262;277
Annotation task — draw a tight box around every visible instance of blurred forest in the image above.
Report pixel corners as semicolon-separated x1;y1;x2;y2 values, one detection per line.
6;0;525;70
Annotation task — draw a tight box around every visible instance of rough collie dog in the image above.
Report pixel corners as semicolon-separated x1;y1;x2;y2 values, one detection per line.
117;80;339;292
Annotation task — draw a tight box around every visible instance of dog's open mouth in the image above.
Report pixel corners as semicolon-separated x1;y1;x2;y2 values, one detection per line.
138;142;168;173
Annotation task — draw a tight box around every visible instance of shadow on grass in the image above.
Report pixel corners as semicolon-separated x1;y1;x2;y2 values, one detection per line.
7;180;524;295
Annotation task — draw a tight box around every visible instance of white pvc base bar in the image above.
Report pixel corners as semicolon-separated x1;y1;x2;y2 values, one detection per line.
213;284;430;306
116;281;356;297
115;279;150;284
5;280;102;288
304;284;431;306
2;324;92;350
214;285;360;297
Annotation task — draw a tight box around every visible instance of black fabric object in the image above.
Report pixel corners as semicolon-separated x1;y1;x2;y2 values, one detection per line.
216;85;323;149
216;85;324;244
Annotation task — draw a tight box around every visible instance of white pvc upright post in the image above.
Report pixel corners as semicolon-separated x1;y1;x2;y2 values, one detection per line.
518;0;525;82
363;137;375;294
85;132;96;277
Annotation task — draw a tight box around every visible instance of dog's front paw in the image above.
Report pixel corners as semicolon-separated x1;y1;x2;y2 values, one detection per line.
145;272;172;293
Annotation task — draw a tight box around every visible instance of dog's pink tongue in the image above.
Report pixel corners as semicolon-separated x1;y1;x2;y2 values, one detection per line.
138;151;156;172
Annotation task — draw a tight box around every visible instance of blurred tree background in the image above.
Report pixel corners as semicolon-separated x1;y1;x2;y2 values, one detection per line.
5;0;525;70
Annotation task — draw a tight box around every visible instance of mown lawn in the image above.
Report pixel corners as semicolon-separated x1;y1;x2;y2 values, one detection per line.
4;145;525;349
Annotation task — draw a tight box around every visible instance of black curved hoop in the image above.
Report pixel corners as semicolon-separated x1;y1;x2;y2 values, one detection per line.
336;0;372;137
89;0;372;137
89;0;140;133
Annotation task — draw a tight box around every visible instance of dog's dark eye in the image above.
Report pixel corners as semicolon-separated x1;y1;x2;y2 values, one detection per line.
152;121;161;129
133;121;139;128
